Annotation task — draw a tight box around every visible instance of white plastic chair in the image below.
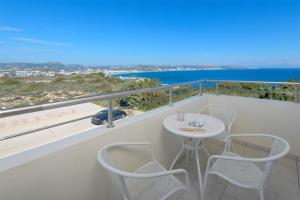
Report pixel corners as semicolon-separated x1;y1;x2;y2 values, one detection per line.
202;134;290;200
97;142;192;200
199;104;236;153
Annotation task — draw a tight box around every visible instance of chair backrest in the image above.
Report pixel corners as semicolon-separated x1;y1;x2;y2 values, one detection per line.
99;144;131;199
199;104;236;131
226;134;289;186
97;143;155;200
263;135;290;177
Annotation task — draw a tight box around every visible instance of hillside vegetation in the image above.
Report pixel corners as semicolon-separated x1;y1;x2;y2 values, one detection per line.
0;73;197;110
0;73;127;109
205;81;298;102
0;73;298;111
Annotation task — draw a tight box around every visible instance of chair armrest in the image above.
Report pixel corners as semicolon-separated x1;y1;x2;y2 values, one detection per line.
103;142;156;161
230;133;272;138
105;142;152;148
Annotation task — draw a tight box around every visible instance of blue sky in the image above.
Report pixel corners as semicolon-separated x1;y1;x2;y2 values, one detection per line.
0;0;299;66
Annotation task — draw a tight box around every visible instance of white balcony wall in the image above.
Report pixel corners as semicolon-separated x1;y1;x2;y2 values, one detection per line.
0;96;207;200
207;95;300;156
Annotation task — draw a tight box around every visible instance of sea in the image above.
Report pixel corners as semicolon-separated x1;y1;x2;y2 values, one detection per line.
115;68;300;85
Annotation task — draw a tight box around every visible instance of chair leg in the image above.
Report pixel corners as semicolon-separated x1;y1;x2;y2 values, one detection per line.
195;145;203;197
266;179;274;200
224;140;229;152
201;172;209;200
222;140;230;154
231;142;236;153
169;145;185;170
259;185;264;200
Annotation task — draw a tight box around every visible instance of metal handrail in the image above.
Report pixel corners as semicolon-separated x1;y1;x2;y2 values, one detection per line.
204;79;300;85
0;79;299;141
0;80;203;118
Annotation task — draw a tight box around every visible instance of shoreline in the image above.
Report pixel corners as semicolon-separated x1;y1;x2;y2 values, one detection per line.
111;67;227;76
110;67;280;76
111;68;300;84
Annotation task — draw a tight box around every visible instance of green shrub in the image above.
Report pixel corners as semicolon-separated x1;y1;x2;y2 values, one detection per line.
1;78;21;85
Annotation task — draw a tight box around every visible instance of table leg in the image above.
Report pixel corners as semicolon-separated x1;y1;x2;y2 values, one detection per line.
169;144;185;170
197;140;210;157
195;140;203;197
185;148;190;166
202;144;211;157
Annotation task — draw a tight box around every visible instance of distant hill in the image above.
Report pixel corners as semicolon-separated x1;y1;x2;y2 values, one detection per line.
0;62;241;72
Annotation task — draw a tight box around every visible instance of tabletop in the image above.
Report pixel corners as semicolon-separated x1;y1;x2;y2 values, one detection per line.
163;113;225;139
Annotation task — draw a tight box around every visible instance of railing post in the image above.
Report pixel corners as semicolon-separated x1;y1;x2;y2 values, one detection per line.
169;88;173;106
199;82;202;96
216;83;219;96
107;98;114;128
294;86;299;103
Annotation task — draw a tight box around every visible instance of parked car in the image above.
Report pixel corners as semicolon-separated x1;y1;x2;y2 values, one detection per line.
91;109;127;125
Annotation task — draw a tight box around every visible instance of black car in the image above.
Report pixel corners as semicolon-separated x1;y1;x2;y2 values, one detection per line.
91;109;127;125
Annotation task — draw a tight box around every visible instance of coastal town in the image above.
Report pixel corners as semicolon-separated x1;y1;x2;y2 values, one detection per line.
0;62;232;77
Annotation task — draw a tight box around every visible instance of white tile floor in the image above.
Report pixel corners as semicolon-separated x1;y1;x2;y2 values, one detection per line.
174;140;300;200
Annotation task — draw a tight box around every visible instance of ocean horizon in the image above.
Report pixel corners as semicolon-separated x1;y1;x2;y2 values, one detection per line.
115;68;300;85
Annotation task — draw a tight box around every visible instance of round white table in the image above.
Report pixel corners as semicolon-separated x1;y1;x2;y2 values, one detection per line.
163;113;225;196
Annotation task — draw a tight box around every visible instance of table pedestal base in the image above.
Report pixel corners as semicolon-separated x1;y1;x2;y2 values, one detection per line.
169;138;210;198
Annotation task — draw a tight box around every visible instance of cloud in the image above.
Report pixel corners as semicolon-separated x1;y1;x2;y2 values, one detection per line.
17;46;58;53
0;26;22;32
11;36;75;46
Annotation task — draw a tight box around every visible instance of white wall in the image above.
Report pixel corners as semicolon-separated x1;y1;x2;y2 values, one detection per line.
207;95;300;156
0;96;207;200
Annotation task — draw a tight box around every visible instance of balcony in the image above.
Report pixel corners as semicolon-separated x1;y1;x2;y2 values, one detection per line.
0;80;300;200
